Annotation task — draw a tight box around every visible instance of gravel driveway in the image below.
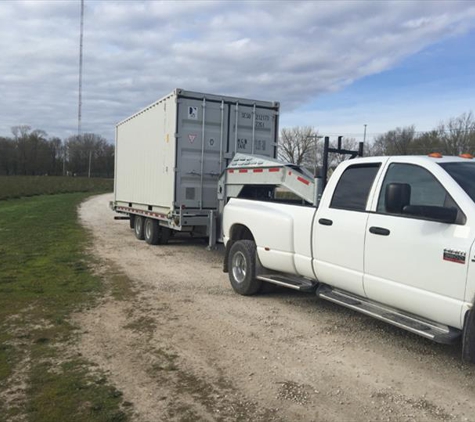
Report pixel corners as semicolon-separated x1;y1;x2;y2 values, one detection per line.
77;193;475;422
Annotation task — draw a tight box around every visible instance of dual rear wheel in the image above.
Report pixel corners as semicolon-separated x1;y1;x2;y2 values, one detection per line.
463;308;475;364
227;240;262;296
133;216;170;245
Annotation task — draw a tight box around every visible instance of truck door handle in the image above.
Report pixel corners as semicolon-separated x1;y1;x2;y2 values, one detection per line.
318;218;333;226
369;226;390;236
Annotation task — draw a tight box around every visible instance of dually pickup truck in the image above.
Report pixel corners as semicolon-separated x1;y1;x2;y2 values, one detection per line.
222;154;475;362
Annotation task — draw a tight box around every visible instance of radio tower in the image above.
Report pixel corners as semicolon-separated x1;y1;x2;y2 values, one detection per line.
78;0;84;137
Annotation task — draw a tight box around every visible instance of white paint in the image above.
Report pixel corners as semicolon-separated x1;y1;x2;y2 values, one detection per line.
223;155;475;332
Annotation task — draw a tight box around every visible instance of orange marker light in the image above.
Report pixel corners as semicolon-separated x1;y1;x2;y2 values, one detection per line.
428;152;443;158
459;154;474;159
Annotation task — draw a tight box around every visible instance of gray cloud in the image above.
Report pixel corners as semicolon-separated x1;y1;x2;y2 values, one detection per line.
0;0;474;140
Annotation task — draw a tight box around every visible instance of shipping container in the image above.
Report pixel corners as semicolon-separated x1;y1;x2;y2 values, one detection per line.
112;88;280;246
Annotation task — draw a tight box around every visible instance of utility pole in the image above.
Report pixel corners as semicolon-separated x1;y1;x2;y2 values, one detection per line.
63;143;66;176
78;0;84;137
88;150;92;178
363;124;367;143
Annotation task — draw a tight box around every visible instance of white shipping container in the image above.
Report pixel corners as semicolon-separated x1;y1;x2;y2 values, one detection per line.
114;89;279;228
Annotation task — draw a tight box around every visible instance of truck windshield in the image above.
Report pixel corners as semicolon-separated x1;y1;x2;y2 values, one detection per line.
440;162;475;202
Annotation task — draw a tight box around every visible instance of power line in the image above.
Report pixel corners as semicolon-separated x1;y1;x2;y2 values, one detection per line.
310;127;475;138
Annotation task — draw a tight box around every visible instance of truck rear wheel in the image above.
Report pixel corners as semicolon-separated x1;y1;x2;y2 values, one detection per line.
144;218;161;245
462;309;475;364
228;240;262;296
129;214;135;229
134;216;145;240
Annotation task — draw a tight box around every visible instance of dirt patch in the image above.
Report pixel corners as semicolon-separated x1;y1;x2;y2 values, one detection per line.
76;194;475;422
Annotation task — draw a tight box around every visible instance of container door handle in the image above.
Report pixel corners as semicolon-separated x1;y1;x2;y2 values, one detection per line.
318;218;333;226
369;226;390;236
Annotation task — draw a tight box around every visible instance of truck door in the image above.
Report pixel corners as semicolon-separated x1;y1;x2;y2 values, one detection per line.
313;162;383;297
228;104;277;161
364;162;471;329
177;98;227;209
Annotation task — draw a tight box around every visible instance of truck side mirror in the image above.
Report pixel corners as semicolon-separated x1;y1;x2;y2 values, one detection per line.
385;183;411;214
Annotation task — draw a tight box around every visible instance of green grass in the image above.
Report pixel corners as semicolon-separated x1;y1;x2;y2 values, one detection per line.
0;193;128;422
0;176;113;200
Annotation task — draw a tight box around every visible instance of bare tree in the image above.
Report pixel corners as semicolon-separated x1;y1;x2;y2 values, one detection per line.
372;125;416;156
66;133;114;177
278;126;319;166
11;125;31;140
413;130;442;155
438;112;475;155
1;127;114;177
0;137;16;175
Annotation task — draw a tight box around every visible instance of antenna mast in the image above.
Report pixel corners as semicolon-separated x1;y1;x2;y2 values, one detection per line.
78;0;84;137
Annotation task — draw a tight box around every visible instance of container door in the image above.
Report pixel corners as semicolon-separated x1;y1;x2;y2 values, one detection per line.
176;98;228;209
228;104;277;160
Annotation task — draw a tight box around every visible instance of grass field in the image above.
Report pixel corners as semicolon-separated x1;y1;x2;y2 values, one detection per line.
0;176;113;200
0;191;128;421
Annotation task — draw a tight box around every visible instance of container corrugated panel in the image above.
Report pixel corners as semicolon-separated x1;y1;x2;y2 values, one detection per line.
115;89;279;212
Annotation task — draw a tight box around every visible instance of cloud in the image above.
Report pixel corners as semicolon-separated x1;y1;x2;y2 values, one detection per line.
0;0;474;140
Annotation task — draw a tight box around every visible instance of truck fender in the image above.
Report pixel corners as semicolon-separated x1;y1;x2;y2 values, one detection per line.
223;224;255;273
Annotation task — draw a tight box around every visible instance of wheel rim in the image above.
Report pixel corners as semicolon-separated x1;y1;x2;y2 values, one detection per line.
135;218;142;235
145;220;151;239
232;251;247;284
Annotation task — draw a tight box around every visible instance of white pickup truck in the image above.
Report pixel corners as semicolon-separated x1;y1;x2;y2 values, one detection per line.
222;154;475;362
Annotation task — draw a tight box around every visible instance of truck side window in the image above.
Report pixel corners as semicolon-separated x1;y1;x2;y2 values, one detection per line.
377;163;463;220
330;164;381;211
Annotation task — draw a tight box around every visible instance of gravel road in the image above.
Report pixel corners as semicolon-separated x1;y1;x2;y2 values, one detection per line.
78;194;475;422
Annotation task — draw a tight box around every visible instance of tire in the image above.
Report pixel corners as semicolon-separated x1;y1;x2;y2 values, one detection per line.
462;309;475;364
227;240;262;296
129;214;135;229
160;227;171;245
144;218;160;245
134;216;145;240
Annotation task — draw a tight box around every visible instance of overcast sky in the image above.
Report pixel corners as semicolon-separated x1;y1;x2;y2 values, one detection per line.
1;0;474;143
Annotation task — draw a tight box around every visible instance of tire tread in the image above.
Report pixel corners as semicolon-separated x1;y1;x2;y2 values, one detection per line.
228;240;261;296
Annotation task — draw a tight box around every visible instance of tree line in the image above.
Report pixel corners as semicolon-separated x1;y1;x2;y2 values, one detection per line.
0;126;114;178
371;112;475;156
2;111;473;178
279;111;475;170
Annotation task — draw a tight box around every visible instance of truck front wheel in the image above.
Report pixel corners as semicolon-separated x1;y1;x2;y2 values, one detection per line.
228;240;262;296
462;308;475;364
134;216;145;240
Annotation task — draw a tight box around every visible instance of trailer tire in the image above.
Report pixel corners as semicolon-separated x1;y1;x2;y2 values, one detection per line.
134;216;145;240
160;227;171;245
462;308;475;365
129;214;135;229
144;218;160;245
228;240;262;296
